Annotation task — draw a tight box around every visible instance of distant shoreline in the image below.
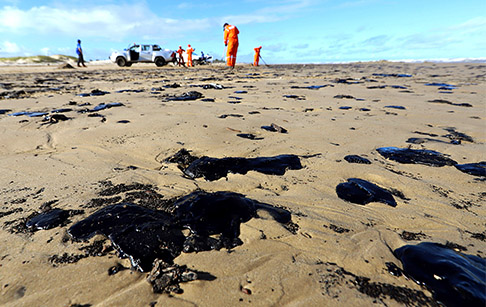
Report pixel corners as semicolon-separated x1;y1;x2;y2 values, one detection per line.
0;55;485;67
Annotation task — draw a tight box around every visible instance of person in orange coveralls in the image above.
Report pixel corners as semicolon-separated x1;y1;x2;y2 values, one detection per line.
176;46;185;67
253;46;262;66
186;44;194;67
223;23;239;68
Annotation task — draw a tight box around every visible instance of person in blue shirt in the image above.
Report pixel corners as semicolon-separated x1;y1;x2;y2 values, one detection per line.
76;40;86;67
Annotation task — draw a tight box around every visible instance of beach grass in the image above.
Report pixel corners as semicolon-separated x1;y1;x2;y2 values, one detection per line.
0;54;77;63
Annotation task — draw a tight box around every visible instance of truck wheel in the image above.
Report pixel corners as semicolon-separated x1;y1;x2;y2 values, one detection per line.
155;57;166;67
116;57;127;67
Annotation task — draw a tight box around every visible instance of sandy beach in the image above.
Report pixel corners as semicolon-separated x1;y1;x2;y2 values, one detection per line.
0;61;485;306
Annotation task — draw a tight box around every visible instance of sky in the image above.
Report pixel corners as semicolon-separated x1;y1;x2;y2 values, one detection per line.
0;0;485;64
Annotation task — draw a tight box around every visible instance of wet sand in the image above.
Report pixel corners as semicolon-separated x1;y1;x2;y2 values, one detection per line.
0;62;485;306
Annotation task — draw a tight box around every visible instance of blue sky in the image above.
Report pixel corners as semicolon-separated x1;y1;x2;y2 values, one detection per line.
0;0;485;63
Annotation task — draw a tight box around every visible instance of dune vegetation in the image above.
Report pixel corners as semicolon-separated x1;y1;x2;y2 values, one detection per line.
0;55;77;64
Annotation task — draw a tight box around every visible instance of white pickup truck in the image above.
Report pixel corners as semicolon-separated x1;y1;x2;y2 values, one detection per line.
110;44;175;67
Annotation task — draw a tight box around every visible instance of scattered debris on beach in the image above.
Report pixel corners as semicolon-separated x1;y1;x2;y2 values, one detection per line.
64;184;295;293
336;178;397;207
376;147;457;167
0;62;484;306
394;242;486;306
344;155;371;164
165;149;303;181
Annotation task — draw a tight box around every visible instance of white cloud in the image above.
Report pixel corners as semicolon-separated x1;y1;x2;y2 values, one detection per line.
56;47;72;55
40;47;50;55
1;41;21;53
0;4;211;41
450;17;486;31
395;17;486;53
222;0;315;26
0;1;316;50
361;35;389;46
446;16;486;39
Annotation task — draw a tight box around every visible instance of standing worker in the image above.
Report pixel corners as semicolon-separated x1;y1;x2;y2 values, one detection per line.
186;44;194;67
176;46;185;67
253;46;262;66
76;39;86;67
223;23;239;68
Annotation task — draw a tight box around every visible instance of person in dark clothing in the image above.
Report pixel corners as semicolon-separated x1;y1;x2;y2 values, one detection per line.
176;46;185;67
76;40;86;67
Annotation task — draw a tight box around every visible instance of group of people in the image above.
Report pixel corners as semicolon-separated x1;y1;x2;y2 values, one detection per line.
76;22;262;69
174;23;255;69
223;22;263;68
175;44;196;67
176;46;211;67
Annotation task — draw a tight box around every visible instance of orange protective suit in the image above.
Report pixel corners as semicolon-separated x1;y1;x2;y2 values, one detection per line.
224;24;239;67
186;45;194;67
253;46;262;66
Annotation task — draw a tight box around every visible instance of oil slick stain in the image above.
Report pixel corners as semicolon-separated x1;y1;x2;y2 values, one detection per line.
26;208;70;230
166;91;203;101
394;242;486;307
68;191;292;272
454;162;486;177
69;203;184;272
376;147;457;167
336;178;397;207
165;149;303;181
344;155;371;164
